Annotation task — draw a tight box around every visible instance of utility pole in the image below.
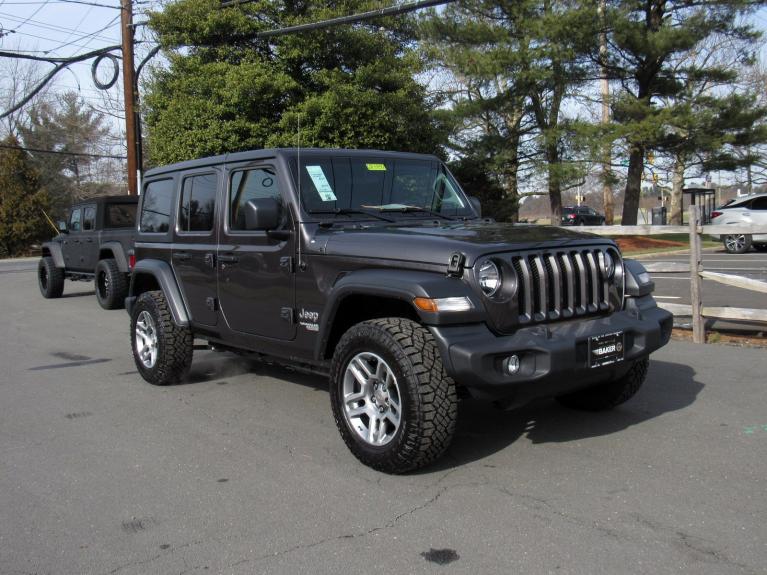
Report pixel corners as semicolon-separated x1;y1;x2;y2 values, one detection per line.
598;0;613;224
120;0;139;196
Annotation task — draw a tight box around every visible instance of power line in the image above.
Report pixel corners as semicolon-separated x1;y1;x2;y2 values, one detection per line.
0;11;118;45
13;0;50;32
1;0;121;7
0;143;126;159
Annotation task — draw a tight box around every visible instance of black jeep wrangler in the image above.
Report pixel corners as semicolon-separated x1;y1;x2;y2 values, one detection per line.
126;149;672;473
39;195;137;309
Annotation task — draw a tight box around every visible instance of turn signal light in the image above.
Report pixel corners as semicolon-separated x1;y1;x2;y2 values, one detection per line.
413;297;472;313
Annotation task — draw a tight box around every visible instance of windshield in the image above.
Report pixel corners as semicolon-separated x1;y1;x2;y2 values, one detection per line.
290;156;475;218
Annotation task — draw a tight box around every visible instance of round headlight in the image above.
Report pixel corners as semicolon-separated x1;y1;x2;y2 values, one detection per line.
478;260;501;296
604;252;616;279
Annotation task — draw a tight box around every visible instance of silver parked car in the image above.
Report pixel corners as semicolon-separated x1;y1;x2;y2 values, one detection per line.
710;193;767;253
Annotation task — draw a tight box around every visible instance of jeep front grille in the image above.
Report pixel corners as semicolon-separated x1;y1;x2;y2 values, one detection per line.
511;248;620;324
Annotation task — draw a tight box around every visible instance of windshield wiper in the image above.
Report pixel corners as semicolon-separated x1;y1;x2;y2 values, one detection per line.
372;204;457;221
310;208;396;223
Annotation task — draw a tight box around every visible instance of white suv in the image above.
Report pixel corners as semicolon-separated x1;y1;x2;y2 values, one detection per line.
710;193;767;253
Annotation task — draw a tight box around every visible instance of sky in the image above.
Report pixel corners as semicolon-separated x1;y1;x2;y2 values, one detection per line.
2;0;767;193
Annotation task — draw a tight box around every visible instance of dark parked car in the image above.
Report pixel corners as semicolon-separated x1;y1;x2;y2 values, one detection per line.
126;149;671;473
561;206;605;226
38;196;137;309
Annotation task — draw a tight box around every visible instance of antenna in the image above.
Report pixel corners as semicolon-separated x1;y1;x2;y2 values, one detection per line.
297;112;301;202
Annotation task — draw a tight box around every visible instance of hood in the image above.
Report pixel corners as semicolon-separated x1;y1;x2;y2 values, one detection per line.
313;220;614;266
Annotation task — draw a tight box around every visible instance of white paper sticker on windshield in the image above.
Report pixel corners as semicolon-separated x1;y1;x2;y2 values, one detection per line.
305;165;337;202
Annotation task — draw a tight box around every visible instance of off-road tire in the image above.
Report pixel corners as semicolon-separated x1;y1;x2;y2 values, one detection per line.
557;357;649;411
329;318;458;474
95;258;128;309
38;256;64;299
130;290;193;386
723;234;752;254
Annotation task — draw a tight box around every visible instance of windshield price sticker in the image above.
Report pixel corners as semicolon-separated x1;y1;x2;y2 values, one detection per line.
306;165;337;202
366;163;387;171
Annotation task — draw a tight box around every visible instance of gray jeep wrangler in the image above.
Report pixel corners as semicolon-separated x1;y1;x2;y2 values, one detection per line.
126;149;672;473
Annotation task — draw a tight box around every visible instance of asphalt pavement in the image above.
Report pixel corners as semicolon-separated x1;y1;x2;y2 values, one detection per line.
1;259;766;574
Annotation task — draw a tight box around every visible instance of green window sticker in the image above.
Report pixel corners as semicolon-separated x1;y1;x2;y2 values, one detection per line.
366;163;387;171
306;165;337;202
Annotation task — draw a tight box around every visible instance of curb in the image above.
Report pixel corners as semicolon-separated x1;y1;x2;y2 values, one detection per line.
629;246;721;259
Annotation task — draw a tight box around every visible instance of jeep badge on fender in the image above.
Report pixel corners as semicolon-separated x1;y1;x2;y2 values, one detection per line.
125;149;672;474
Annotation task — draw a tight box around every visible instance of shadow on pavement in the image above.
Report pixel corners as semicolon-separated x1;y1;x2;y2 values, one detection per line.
423;359;703;471
59;290;96;299
177;353;702;472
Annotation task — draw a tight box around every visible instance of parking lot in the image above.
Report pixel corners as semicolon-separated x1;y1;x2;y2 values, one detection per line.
1;258;766;574
636;248;767;311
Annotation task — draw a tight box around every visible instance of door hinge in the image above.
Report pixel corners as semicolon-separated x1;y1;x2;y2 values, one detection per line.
280;307;294;324
279;256;294;273
447;252;465;277
204;253;216;268
206;297;218;311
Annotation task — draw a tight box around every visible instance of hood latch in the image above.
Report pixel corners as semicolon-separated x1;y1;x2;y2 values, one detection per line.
447;252;465;277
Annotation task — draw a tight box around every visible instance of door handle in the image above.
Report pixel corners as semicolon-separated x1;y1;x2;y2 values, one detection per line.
218;254;239;264
173;252;191;261
85;238;93;243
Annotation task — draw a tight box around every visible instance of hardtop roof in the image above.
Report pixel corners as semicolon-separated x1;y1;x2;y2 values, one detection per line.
143;148;443;178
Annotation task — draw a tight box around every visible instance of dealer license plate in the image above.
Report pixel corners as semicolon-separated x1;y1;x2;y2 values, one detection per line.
589;331;625;368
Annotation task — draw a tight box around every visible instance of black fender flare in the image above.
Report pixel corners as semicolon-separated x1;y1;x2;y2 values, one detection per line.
99;241;130;273
41;242;65;268
127;259;190;326
314;269;484;360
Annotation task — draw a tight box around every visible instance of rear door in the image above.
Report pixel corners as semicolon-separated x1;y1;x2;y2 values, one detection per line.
172;170;220;327
749;196;767;241
217;163;296;340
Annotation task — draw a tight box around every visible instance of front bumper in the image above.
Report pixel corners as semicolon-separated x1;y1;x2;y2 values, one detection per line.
428;303;672;403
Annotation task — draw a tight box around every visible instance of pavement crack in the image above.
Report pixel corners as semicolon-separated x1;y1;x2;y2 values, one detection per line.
230;486;451;568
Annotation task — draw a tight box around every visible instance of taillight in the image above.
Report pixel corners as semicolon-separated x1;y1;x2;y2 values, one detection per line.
568;214;576;219
129;254;136;269
711;211;722;219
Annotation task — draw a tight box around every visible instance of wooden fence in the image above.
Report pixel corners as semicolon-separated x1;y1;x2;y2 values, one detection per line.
571;206;767;344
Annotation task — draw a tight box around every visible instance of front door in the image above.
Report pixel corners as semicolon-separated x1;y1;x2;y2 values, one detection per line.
62;207;82;270
217;164;296;340
172;170;220;327
80;204;98;271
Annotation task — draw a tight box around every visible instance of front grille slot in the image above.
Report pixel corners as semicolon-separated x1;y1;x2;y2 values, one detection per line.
513;247;616;325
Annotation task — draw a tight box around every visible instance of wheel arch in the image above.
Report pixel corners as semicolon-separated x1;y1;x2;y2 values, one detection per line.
127;259;189;326
99;242;130;272
41;242;65;268
315;269;483;361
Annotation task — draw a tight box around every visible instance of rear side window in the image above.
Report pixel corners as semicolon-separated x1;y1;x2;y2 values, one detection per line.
105;204;137;228
140;179;174;233
752;196;767;210
179;173;217;232
229;167;282;230
82;206;96;231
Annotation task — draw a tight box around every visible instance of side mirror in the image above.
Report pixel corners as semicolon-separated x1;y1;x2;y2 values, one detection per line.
469;196;482;217
57;221;68;233
244;197;281;231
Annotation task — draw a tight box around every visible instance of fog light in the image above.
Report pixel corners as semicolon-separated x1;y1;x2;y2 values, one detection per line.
503;354;520;375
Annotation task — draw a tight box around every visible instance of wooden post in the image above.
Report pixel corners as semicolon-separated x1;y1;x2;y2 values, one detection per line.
120;0;138;196
688;204;705;343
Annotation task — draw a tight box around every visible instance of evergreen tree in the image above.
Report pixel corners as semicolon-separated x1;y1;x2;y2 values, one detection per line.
0;135;50;257
420;1;594;222
19;92;112;217
604;0;760;224
144;0;442;165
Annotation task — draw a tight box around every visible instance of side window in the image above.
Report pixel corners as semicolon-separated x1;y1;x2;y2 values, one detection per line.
82;206;96;231
69;208;82;232
751;196;767;210
140;179;174;233
179;173;217;233
229;167;282;231
105;204;137;228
